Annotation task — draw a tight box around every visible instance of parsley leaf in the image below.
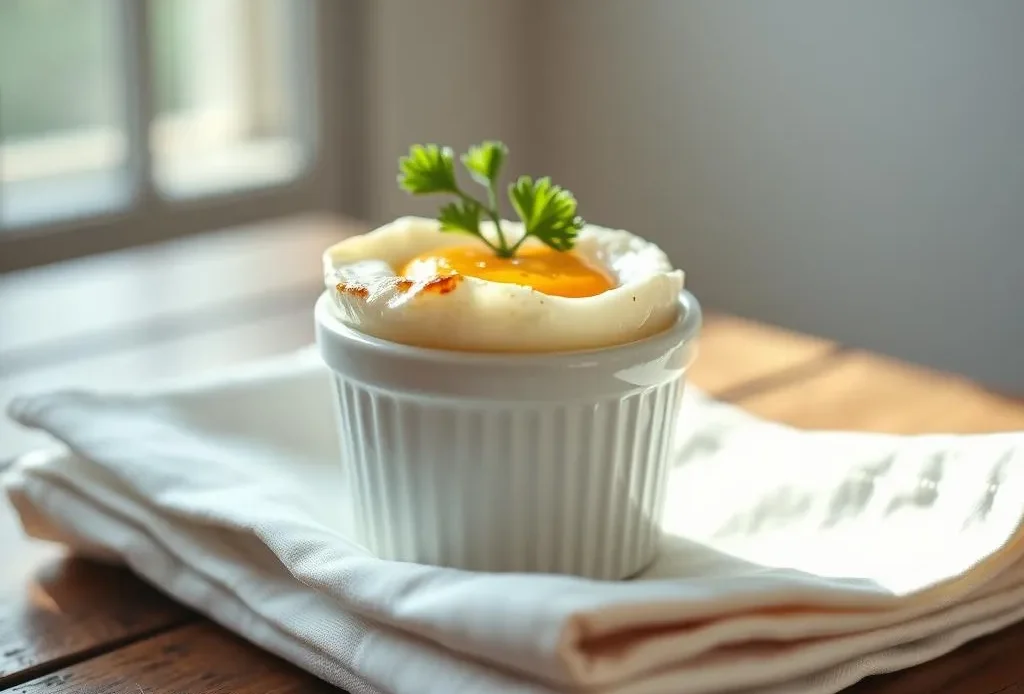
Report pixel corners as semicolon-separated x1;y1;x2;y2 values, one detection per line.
461;141;508;187
396;141;583;258
398;144;457;194
508;176;584;252
438;200;483;236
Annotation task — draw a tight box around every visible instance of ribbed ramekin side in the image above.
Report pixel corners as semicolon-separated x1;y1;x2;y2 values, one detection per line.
331;374;686;579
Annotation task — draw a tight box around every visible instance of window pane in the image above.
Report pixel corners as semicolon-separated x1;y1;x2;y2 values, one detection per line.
149;0;309;199
0;0;129;227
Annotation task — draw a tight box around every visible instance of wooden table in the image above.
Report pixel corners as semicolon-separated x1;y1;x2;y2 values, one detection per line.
2;217;1024;694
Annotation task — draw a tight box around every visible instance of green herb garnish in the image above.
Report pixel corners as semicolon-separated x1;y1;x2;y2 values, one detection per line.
398;141;584;258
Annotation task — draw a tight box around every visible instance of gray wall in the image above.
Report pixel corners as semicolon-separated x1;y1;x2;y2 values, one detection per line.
534;0;1024;390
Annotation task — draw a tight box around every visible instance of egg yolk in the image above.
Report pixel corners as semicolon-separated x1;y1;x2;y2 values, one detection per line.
399;245;616;298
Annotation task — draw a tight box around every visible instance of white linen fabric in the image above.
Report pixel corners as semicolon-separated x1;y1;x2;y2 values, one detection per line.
4;347;1024;694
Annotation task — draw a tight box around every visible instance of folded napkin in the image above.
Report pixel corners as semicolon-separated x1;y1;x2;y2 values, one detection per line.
5;347;1024;694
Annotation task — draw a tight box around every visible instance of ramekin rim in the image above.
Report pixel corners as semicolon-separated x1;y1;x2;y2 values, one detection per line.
314;289;702;368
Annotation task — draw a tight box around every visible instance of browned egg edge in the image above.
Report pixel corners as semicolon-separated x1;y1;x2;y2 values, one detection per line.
335;274;463;299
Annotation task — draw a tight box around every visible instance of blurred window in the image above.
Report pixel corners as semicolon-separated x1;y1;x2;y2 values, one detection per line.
0;0;130;225
150;0;306;198
0;0;339;269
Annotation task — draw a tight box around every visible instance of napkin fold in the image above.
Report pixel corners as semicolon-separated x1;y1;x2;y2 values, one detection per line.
4;347;1024;694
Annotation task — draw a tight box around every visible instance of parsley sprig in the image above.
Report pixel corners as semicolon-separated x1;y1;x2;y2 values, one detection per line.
398;141;584;258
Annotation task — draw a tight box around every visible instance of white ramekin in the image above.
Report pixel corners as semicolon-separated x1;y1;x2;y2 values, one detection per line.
314;290;702;580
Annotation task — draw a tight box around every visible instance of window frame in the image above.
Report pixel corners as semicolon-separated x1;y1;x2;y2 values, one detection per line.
0;0;364;274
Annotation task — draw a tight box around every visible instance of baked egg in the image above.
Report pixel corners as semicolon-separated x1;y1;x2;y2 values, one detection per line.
323;216;684;352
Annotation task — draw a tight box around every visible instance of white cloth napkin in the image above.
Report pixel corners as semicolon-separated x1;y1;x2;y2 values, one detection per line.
4;347;1024;694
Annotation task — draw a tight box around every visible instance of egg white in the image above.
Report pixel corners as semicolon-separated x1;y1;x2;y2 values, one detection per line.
322;216;684;352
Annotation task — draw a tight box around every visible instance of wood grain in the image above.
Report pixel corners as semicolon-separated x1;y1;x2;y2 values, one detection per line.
844;618;1024;694
0;480;197;689
0;214;357;372
0;552;194;688
0;305;316;461
739;350;1024;433
4;622;338;694
689;314;838;397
